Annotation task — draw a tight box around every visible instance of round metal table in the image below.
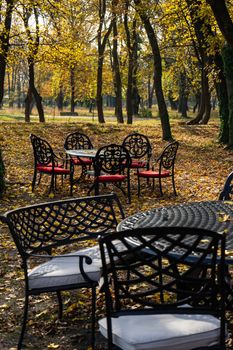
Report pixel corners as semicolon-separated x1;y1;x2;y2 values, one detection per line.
65;149;97;183
117;200;233;263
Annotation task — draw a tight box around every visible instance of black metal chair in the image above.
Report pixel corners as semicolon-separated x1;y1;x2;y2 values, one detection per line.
0;193;124;349
122;132;152;171
30;134;74;195
98;226;226;350
137;141;179;196
91;144;132;204
64;132;94;180
219;171;233;200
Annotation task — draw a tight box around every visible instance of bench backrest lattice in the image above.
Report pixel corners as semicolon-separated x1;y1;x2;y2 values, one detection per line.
2;193;124;260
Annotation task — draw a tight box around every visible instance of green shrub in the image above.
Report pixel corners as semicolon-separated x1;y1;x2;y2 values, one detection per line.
139;108;153;118
0;148;5;198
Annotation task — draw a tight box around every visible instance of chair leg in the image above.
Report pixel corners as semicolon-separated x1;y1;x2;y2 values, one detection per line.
172;176;177;196
94;181;99;195
137;176;141;197
49;174;55;193
18;293;29;349
159;177;163;196
32;169;37;191
127;179;131;204
91;286;96;349
56;291;63;320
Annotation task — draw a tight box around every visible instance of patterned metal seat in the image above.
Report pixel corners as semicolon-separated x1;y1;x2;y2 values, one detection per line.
0;193;124;349
30;134;74;195
91;144;131;204
98;226;226;350
122;132;152;170
137;141;179;196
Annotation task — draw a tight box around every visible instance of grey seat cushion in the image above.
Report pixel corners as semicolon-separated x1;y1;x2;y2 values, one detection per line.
28;240;126;291
99;313;221;350
28;244;103;290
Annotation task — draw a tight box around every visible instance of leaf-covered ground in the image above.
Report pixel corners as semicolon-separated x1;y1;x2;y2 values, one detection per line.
0;119;233;349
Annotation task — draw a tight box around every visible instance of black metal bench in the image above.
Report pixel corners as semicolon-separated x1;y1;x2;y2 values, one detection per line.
0;193;124;349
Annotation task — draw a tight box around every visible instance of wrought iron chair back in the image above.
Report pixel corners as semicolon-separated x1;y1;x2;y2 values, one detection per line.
30;134;73;195
31;133;55;166
98;226;226;350
137;141;179;197
219;171;233;200
159;140;179;170
122;132;152;168
94;144;131;175
0;193;124;349
92;144;131;203
64;132;93;150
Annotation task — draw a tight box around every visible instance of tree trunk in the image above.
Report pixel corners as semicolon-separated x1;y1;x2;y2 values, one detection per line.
70;68;75;113
206;0;233;51
134;0;172;140
0;0;14;107
96;53;105;123
178;72;188;118
168;90;177;111
188;69;210;124
148;76;154;108
25;61;45;122
214;53;229;144
96;0;113;124
222;44;233;147
57;85;64;110
112;0;124;123
124;2;135;124
25;87;33;123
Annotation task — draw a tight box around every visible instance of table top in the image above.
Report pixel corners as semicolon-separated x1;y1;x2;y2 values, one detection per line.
65;149;97;158
117;200;233;262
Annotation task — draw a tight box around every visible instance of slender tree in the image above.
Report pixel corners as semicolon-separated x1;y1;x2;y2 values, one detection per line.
111;0;124;123
0;0;15;107
96;0;113;123
23;3;45;122
134;0;172;140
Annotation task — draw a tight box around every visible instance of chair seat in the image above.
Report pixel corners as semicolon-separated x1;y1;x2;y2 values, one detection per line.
38;163;63;168
130;160;147;168
28;240;126;291
138;170;170;178
37;165;70;174
99;313;221;350
28;245;102;291
96;174;127;183
72;157;93;165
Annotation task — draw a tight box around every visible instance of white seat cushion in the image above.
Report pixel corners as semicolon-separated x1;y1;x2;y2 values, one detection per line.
28;240;126;291
99;313;221;350
28;244;103;290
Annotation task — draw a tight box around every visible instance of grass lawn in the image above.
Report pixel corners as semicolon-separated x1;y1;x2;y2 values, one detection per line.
0;114;233;349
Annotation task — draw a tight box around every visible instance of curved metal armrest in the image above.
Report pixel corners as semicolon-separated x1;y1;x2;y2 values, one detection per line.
28;253;95;283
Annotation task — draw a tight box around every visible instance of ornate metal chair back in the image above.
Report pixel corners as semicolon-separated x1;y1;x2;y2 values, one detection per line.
64;132;93;150
122;132;152;160
30;133;55;166
94;144;131;176
160;140;179;170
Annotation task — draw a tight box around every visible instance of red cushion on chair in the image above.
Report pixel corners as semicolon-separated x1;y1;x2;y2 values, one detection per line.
130;160;146;168
38;163;63;168
37;166;70;174
138;170;170;178
72;157;92;165
96;174;127;183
